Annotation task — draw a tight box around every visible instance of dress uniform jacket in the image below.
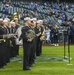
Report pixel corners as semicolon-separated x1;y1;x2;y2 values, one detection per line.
21;25;33;70
10;26;18;57
35;26;42;56
0;26;10;68
0;26;5;68
15;24;19;55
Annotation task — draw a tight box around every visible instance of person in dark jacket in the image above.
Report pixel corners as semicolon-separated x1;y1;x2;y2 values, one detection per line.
51;24;59;46
21;17;33;70
69;23;74;44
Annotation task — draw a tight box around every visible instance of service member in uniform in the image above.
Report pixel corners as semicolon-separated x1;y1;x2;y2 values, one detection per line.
28;18;36;67
0;19;10;67
10;21;17;57
14;18;19;56
0;18;5;68
35;20;42;56
2;19;10;63
31;18;37;60
4;18;11;62
21;17;33;70
39;20;45;55
5;18;12;34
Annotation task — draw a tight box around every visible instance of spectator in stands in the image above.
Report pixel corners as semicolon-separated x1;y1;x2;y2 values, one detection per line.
3;3;9;14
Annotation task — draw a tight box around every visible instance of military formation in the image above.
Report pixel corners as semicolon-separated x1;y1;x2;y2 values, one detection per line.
0;17;45;70
1;0;74;71
20;17;45;70
0;17;20;69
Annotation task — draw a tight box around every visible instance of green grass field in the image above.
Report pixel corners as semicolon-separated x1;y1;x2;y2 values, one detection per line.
0;45;74;75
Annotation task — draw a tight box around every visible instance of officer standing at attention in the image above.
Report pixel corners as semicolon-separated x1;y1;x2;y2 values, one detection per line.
0;19;9;68
2;19;10;63
35;20;42;56
39;20;45;55
28;18;36;67
21;17;32;70
0;18;5;68
14;18;19;56
10;21;17;57
4;18;11;63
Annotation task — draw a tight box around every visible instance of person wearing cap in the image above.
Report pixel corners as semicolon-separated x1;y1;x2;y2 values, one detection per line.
21;17;32;70
35;20;42;56
4;18;12;34
14;18;19;29
0;18;3;39
14;18;20;56
0;18;5;68
9;21;18;57
32;18;37;22
0;18;3;26
3;19;11;63
0;19;10;68
28;18;36;67
32;18;37;27
38;20;45;55
3;19;12;63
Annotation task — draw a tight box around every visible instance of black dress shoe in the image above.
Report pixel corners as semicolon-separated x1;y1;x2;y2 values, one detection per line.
29;64;33;67
23;66;31;70
0;66;4;69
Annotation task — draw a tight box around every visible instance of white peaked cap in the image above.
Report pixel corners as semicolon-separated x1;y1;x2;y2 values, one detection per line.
3;20;8;22
38;20;43;22
30;19;34;21
14;13;17;15
37;20;40;23
0;18;3;21
32;18;37;21
4;18;10;21
14;18;18;20
6;4;9;6
10;21;15;24
24;17;30;21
